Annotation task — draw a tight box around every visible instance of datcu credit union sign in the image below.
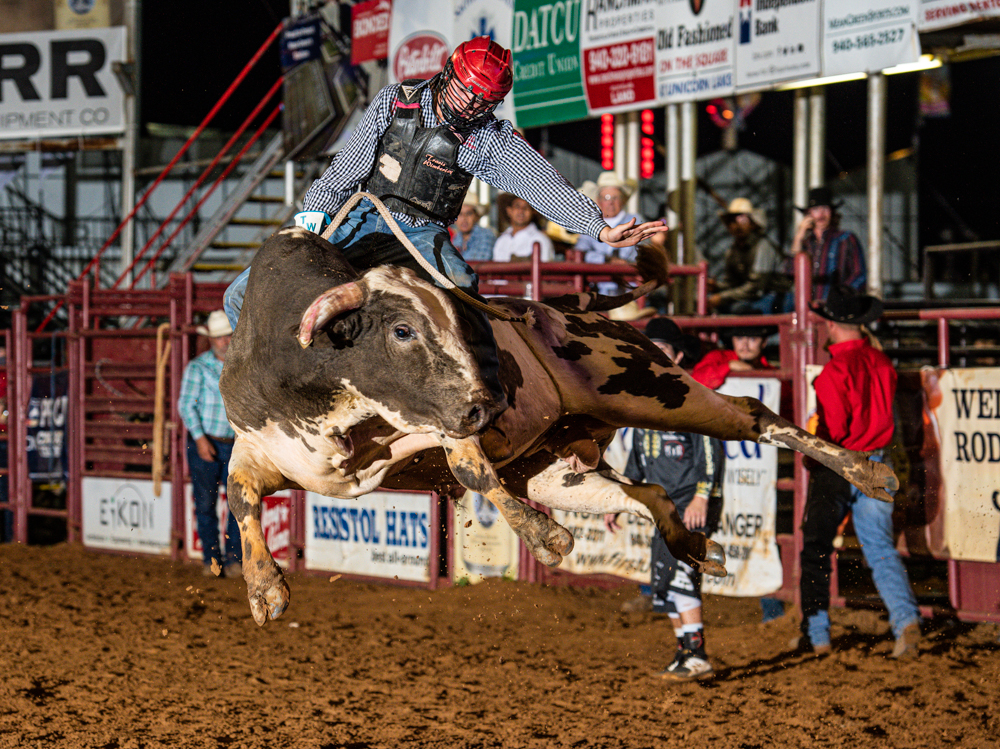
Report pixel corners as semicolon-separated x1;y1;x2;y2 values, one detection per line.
0;26;127;140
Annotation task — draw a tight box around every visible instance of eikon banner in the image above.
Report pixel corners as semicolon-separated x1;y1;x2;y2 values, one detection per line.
0;26;126;140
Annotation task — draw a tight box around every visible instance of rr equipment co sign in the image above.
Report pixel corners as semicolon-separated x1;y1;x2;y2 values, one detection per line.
0;26;126;140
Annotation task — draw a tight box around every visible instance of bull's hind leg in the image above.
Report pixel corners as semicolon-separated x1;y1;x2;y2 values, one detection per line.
709;394;899;502
525;462;726;577
440;436;575;567
227;439;291;626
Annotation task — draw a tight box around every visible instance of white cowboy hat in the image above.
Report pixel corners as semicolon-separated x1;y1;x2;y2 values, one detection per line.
197;310;233;338
461;193;484;216
718;197;767;231
595;172;637;202
608;301;656;321
579;180;599;202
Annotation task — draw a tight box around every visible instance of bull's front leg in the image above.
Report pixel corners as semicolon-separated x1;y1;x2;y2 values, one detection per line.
227;438;291;626
524;463;727;577
439;435;575;567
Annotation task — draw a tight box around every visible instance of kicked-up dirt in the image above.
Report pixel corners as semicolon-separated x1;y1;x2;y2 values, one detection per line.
0;543;997;748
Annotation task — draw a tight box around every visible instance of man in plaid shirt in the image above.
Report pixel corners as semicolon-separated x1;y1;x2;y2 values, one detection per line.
224;37;666;408
178;310;243;578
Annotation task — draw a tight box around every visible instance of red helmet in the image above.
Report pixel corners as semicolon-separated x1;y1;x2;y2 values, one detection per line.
436;37;513;127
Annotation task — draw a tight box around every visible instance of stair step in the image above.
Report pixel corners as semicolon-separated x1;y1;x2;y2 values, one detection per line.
227;217;284;227
245;195;285;203
210;241;262;249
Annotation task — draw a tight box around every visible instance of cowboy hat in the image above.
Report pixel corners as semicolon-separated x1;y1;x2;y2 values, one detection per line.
197;310;233;338
461;193;484;216
644;316;684;345
579;180;599;202
796;186;843;212
545;220;579;245
609;301;656;322
595;172;637;202
813;285;883;326
723;323;777;342
718;197;767;230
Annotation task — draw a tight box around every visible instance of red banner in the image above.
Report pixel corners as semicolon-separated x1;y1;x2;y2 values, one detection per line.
351;0;391;65
583;38;657;111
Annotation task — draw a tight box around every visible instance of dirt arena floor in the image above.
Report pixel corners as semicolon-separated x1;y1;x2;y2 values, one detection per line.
0;543;997;749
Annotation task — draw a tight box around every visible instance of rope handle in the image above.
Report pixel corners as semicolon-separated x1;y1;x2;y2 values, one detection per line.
321;192;526;324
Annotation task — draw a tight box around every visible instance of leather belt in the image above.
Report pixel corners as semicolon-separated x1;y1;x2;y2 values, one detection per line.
207;435;235;444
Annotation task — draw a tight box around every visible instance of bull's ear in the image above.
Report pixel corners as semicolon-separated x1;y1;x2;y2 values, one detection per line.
298;282;366;348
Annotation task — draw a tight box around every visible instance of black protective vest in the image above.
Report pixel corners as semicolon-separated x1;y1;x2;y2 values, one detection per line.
362;81;474;225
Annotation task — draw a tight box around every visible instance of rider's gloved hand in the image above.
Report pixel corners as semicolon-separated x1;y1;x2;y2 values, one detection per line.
294;211;331;235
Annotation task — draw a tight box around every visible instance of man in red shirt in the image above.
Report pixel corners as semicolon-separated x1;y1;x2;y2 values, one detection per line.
691;324;775;390
796;286;920;659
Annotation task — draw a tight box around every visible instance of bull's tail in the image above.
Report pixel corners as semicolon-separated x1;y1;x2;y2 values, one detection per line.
543;280;658;314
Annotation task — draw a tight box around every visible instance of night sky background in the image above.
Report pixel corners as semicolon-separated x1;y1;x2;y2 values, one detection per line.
139;1;1000;272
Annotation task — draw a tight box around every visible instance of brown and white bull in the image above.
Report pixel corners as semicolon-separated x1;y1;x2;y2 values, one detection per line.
220;227;897;626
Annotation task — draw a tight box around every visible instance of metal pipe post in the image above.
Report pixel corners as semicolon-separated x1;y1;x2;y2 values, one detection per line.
808;87;825;188
867;72;886;298
793;89;809;220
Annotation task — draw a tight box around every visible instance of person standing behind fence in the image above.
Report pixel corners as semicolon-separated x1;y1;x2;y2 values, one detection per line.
795;286;921;659
791;186;866;303
492;193;554;262
609;318;723;681
178;310;243;578
451;194;495;262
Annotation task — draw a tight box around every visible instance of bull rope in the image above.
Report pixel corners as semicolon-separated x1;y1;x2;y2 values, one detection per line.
322;192;526;324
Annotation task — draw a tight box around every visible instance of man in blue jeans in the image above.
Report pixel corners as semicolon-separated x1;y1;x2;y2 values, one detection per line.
796;286;921;658
178;310;243;578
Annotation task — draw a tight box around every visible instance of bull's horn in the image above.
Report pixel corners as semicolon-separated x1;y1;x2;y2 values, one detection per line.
298;282;365;348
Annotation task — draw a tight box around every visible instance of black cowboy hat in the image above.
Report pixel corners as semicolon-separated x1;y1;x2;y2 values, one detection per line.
814;285;883;325
796;186;843;212
645;317;685;346
724;323;777;340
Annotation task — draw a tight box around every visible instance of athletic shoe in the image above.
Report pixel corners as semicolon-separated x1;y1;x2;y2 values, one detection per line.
659;649;714;681
788;635;831;657
890;622;921;659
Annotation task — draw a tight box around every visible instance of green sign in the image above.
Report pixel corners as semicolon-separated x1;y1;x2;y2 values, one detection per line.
511;0;588;128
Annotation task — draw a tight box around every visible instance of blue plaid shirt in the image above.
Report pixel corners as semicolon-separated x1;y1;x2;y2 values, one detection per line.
452;224;496;261
303;78;607;240
178;350;233;441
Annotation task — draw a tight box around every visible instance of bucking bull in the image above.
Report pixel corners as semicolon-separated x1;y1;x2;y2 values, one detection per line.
219;227;897;626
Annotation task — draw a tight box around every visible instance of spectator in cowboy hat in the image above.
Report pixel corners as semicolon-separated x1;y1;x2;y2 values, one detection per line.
178;310;243;578
450;193;496;262
574;171;644;266
791;185;867;303
691;323;776;391
709;197;791;315
794;285;921;658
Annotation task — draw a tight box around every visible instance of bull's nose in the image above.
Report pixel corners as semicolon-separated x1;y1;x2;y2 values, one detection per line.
465;402;492;433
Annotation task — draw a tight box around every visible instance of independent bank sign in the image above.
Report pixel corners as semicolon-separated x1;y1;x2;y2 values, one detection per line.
0;27;126;140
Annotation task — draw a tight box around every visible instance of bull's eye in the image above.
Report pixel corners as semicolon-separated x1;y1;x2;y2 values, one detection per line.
392;324;415;342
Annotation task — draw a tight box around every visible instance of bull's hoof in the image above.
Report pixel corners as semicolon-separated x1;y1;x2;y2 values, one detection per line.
692;539;727;578
246;568;291;626
521;511;574;568
848;457;899;503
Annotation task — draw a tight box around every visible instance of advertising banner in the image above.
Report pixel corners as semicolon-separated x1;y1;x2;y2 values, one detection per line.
735;0;820;91
306;490;433;582
82;477;173;555
921;368;1000;563
0;26;126;140
351;0;392;65
550;508;655;582
455;0;517;121
703;377;783;597
655;0;735;104
510;0;588;127
387;0;453;84
185;488;291;568
822;0;919;77
27;370;68;482
451;491;520;582
580;0;657;113
918;0;1000;31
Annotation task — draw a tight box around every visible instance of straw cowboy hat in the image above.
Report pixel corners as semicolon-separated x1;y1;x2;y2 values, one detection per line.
718;197;767;230
197;310;233;338
461;193;485;216
579;180;599;202
608;301;656;321
545;220;579;245
595;172;637;202
814;285;883;326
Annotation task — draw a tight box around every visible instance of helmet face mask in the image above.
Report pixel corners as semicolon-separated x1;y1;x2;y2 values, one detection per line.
435;37;512;129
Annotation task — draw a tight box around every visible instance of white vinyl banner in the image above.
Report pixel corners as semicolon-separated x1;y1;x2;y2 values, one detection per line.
306;490;433;582
550;508;655;582
580;0;658;114
655;0;735;103
454;0;516;121
924;369;1000;563
703;377;783;597
822;0;920;76
387;0;454;84
451;491;520;583
918;0;1000;31
0;26;127;140
735;0;820;91
81;477;173;555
